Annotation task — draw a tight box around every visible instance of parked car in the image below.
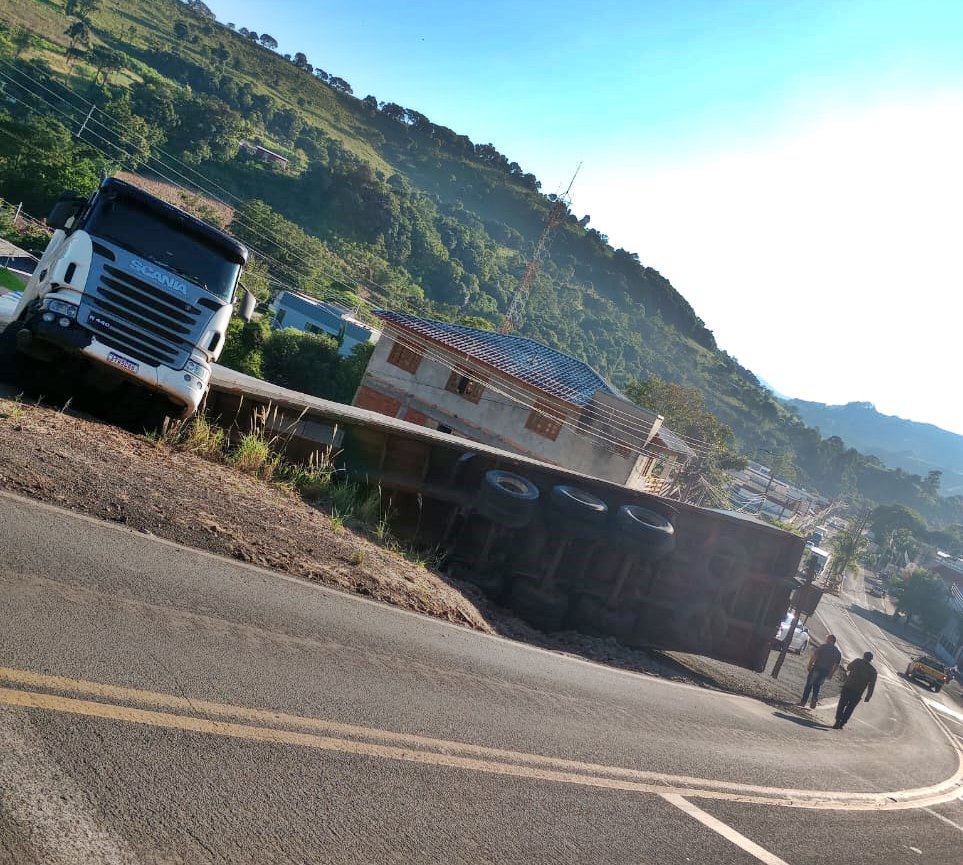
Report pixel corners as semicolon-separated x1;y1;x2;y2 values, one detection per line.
905;656;951;692
772;613;810;653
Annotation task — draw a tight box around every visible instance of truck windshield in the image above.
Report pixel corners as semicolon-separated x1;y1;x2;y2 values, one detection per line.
83;195;241;302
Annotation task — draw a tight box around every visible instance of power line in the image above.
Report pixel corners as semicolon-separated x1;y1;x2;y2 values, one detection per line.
0;62;722;473
0;59;374;307
0;61;723;453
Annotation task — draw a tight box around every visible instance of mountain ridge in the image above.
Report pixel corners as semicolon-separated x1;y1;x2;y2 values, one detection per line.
787;398;963;495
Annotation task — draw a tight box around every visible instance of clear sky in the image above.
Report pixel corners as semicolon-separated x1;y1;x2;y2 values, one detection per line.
207;0;963;435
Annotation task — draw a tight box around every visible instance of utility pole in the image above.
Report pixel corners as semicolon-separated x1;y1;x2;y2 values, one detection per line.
754;448;775;515
771;555;819;679
499;163;581;334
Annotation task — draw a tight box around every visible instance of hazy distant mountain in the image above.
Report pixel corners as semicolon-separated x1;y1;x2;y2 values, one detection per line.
787;400;963;495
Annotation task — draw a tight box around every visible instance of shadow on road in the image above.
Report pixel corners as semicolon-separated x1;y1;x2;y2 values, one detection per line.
772;710;831;730
846;604;929;654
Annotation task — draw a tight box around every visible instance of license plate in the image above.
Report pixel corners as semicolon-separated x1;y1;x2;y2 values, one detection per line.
106;351;139;374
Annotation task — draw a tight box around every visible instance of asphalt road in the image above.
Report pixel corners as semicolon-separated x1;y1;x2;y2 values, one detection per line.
1;491;961;864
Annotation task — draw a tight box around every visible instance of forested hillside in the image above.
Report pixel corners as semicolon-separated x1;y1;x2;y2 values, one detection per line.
1;0;961;529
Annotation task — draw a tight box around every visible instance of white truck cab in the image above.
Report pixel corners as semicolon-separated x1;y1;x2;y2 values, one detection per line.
5;177;253;422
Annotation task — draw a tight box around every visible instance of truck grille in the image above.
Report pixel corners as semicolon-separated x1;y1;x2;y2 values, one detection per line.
83;265;204;368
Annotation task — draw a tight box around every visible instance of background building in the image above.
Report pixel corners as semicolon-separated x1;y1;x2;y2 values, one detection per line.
353;311;693;492
269;291;380;357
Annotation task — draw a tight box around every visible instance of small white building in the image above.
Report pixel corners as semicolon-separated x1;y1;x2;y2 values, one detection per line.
269;291;380;357
352;310;694;492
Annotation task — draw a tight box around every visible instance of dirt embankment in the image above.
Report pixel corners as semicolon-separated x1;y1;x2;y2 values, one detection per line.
0;396;489;630
0;395;814;706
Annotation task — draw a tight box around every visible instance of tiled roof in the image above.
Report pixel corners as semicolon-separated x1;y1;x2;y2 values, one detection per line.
374;310;619;406
653;427;696;459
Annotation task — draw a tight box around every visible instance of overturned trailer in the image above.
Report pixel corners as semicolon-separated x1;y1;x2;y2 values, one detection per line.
207;366;805;671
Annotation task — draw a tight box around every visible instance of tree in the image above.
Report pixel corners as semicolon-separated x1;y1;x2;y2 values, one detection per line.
13;26;35;58
238;254;271;303
877;526;919;573
458;315;496;331
65;0;100;18
89;46;126;85
292;52;310;70
259;33;278;50
923;470;943;497
0;114;108;214
895;569;951;633
826;514;870;591
624;374;745;507
262;328;342;395
328;76;353;94
220;316;270;378
173;20;191;40
870;504;927;542
65;18;91;52
212;43;231;69
380;102;405;122
129;80;179;131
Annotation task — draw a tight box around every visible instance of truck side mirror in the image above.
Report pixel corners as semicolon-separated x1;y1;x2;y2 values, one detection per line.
46;191;88;231
238;289;257;323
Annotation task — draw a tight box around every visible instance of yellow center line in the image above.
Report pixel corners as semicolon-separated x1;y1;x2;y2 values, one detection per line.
0;669;960;810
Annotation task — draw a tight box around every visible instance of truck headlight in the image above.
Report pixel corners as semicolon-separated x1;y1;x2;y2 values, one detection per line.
184;359;210;381
44;299;78;319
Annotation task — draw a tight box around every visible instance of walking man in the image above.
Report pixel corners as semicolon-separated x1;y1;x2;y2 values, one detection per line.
800;634;841;708
833;651;877;729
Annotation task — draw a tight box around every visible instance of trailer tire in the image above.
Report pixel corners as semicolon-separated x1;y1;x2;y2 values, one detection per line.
547;485;608;537
549;485;608;520
613;505;675;558
476;470;539;529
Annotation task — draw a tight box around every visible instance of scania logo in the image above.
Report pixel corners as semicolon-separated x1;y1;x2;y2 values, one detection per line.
129;258;190;297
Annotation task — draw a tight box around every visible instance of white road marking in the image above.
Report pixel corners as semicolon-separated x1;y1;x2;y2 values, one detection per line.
925;699;963;724
661;794;791;865
924;807;963;834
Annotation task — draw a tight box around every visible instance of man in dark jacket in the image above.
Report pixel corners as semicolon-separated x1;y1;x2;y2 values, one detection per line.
833;651;877;729
800;634;841;708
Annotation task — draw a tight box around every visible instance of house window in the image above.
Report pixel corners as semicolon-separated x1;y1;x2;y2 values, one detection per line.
525;400;565;441
445;367;486;403
387;339;423;374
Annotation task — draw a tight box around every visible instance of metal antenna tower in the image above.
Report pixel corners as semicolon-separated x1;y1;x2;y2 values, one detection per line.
498;163;581;334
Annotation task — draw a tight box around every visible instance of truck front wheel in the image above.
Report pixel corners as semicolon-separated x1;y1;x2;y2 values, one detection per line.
137;395;183;435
